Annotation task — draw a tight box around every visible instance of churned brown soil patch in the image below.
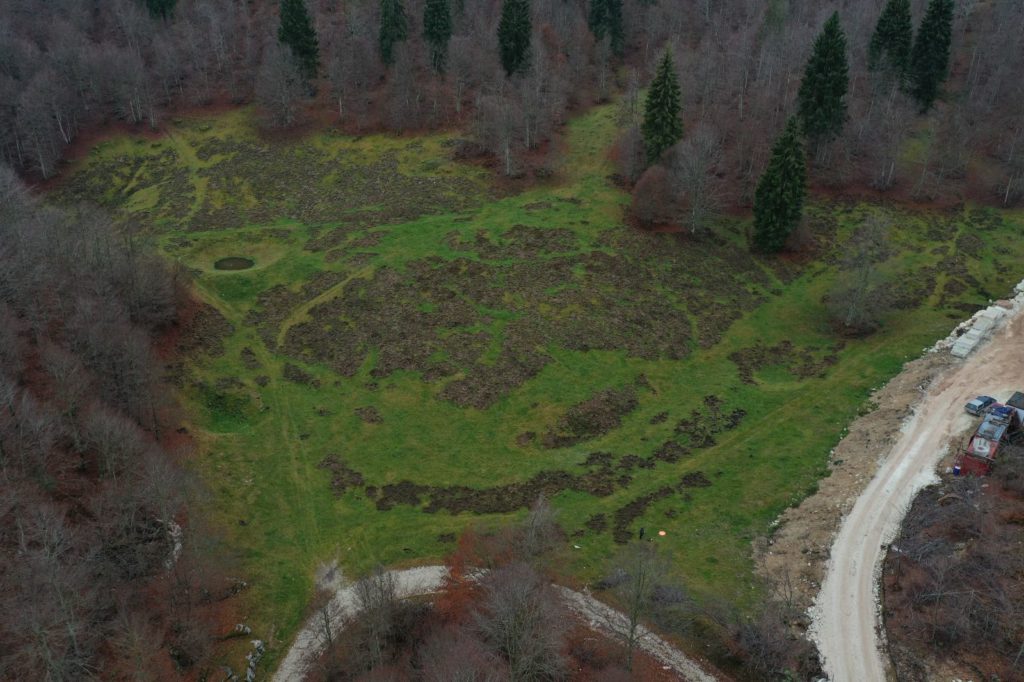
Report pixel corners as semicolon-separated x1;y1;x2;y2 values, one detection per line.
354;406;383;424
540;384;641;449
280;225;774;408
672;395;747;450
609;471;718;544
729;340;842;385
240;346;261;370
601;397;747;543
373;464;623;515
245;270;348;349
317;455;366;497
282;362;320;387
176;301;234;358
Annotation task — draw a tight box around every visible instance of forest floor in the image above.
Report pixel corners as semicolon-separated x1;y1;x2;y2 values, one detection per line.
51;103;1024;673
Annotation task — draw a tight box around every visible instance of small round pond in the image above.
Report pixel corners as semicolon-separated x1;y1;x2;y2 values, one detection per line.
213;257;255;271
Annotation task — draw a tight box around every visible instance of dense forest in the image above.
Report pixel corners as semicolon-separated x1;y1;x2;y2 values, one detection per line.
0;168;236;676
2;0;1022;208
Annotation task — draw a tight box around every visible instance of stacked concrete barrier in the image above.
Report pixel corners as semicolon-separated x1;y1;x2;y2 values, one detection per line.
934;279;1024;358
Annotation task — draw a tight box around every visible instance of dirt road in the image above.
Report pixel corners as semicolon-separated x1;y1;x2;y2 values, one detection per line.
555;586;717;682
810;299;1024;681
273;565;719;681
273;565;447;682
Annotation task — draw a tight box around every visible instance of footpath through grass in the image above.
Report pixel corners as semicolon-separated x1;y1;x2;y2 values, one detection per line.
56;105;1024;668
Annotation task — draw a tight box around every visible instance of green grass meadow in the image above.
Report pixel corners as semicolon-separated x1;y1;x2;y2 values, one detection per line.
55;104;1024;667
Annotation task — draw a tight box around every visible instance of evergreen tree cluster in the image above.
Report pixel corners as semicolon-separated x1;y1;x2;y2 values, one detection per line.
752;118;807;253
751;0;955;255
379;0;410;67
797;12;849;143
868;0;955;110
588;0;624;57
640;51;683;164
498;0;532;77
278;0;319;81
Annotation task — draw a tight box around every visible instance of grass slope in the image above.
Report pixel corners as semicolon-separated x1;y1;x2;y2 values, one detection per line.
56;105;1024;668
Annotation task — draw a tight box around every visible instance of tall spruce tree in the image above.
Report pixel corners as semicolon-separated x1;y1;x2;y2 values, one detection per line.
423;0;452;73
278;0;319;81
588;0;607;38
797;12;849;143
868;0;913;77
588;0;624;56
606;0;624;57
379;0;409;67
419;0;452;73
641;50;683;164
908;0;954;111
498;0;532;77
753;117;807;253
142;0;176;19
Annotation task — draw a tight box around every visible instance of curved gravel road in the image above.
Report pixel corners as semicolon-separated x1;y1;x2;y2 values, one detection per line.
810;298;1024;681
273;565;718;681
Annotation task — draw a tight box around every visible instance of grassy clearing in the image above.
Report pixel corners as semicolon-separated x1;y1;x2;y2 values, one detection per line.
56;105;1024;668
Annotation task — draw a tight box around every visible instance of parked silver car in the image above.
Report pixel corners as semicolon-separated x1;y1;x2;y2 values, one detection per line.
964;395;997;416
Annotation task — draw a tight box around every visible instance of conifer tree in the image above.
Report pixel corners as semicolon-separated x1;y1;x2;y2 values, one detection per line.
641;50;683;164
423;0;452;73
588;0;607;39
588;0;624;57
379;0;409;67
753;117;807;253
498;0;532;77
278;0;319;81
908;0;954;112
606;0;624;57
142;0;176;19
868;0;913;77
797;12;849;143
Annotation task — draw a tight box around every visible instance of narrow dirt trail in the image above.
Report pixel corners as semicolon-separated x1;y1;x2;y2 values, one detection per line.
272;565;720;682
274;264;375;348
810;303;1024;681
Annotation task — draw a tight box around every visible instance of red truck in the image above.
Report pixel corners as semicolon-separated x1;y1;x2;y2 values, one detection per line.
955;402;1022;476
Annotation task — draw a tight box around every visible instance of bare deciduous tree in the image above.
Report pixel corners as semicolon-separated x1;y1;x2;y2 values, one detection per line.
609;541;667;670
473;562;567;681
419;625;498;682
521;493;561;559
666;125;724;234
256;41;306;129
355;566;399;668
0;166;225;677
827;214;891;335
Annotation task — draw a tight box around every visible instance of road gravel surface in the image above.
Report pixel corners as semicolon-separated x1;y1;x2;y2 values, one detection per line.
811;297;1024;681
